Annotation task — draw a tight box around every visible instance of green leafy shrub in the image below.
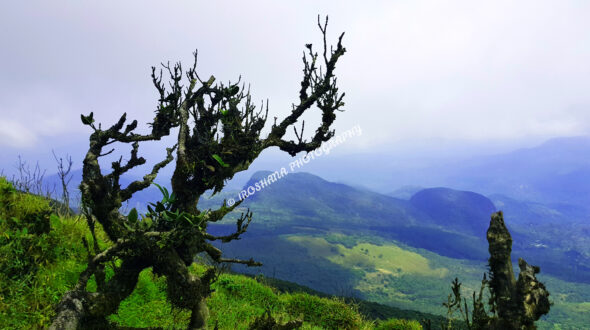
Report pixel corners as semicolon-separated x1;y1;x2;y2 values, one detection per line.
0;177;56;279
249;309;303;330
0;176;52;234
0;177;93;328
374;318;423;330
284;293;365;329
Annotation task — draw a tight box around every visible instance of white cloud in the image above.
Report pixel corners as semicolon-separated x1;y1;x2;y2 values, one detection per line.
0;0;588;155
340;0;590;145
0;119;36;147
0;86;85;148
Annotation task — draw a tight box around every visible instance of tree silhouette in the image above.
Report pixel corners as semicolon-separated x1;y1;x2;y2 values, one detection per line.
50;16;345;330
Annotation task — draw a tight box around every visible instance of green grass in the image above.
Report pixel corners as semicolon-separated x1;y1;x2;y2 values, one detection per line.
283;234;479;315
0;176;420;329
288;236;449;277
102;264;380;329
228;230;590;329
0;177;93;328
374;318;423;330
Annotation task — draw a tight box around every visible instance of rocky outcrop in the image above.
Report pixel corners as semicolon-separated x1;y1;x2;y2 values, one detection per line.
487;211;550;329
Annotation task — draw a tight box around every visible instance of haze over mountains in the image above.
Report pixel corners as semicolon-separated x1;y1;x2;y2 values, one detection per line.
180;135;590;210
210;169;588;277
39;136;590;268
306;136;590;207
204;168;590;327
42;135;590;217
23;135;589;327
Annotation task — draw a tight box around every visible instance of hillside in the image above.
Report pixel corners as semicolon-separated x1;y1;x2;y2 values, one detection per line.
225;171;492;261
409;187;496;237
204;171;590;328
20;165;590;328
213;171;590;283
436;136;590;208
0;176;430;329
242;136;590;205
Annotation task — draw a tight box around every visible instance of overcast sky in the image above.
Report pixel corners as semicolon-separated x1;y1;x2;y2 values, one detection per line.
1;0;589;174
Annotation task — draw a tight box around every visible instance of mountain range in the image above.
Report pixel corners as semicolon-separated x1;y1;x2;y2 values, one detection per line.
36;136;590;328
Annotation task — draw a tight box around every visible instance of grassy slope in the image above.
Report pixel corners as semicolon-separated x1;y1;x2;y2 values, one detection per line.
110;264;374;329
0;177;422;329
5;170;588;328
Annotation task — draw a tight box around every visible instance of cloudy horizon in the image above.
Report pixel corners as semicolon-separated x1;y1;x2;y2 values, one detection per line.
1;0;589;175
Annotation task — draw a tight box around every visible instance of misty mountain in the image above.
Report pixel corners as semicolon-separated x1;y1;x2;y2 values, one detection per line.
439;136;590;207
241;171;497;242
293;136;590;211
209;170;590;284
42;136;590;216
38;134;590;284
240;171;422;229
44;163;590;283
410;187;496;236
387;185;423;199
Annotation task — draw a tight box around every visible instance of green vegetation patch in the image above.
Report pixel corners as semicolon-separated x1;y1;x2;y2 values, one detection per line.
0;178;97;328
374;318;423;330
286;236;448;277
110;264;376;329
2;181;418;329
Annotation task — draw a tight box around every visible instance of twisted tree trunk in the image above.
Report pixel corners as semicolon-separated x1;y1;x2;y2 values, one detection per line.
50;238;214;329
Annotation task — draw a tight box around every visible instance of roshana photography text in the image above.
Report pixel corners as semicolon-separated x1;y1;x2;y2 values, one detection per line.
228;125;362;206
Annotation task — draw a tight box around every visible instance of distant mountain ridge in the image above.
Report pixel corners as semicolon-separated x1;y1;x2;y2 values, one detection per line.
229;171;500;261
213;170;590;284
240;171;420;228
43;135;590;215
439;136;590;207
40;136;590;284
206;171;590;328
244;171;496;232
410;187;496;236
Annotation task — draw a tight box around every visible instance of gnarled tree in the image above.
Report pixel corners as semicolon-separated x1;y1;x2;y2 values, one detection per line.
50;17;345;330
